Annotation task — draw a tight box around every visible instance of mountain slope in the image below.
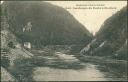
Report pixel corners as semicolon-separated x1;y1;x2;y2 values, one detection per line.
80;7;127;60
2;1;92;46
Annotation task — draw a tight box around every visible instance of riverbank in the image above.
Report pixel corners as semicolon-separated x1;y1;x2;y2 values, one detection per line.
1;48;35;81
30;47;128;79
29;50;83;69
77;55;127;64
77;55;128;79
30;49;127;81
2;47;127;81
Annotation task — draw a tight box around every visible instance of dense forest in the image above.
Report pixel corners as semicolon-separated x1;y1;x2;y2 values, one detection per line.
1;1;93;47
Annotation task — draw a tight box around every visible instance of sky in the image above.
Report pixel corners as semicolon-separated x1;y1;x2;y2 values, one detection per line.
46;1;127;35
1;1;127;35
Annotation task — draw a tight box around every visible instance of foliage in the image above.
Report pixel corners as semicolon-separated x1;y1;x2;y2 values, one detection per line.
8;41;15;48
81;7;127;60
2;1;92;47
1;55;10;68
9;58;35;81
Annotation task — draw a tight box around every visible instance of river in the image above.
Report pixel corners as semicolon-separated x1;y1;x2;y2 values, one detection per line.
32;52;127;81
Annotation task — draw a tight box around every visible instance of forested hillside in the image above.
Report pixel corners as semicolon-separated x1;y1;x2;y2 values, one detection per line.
2;1;92;47
81;7;127;60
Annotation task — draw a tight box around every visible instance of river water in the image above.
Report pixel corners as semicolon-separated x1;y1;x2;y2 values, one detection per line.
32;52;127;81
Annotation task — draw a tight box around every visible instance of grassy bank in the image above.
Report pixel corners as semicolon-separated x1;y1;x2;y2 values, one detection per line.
8;58;36;81
77;55;128;78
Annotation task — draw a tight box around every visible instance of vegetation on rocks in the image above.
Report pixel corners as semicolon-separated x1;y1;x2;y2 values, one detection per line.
81;7;127;60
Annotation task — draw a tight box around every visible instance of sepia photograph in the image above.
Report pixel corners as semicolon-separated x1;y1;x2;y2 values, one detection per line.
0;0;127;81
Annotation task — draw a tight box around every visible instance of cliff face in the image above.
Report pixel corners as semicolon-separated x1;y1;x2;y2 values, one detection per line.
81;7;127;60
1;15;34;81
1;16;17;48
2;1;92;46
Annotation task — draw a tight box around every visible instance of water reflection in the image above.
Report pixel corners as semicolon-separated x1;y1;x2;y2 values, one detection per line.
32;52;127;81
33;63;107;81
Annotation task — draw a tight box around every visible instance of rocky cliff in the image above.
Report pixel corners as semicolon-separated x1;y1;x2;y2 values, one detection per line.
81;7;127;60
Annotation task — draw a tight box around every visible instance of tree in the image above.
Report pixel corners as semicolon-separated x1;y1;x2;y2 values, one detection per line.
8;41;15;48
